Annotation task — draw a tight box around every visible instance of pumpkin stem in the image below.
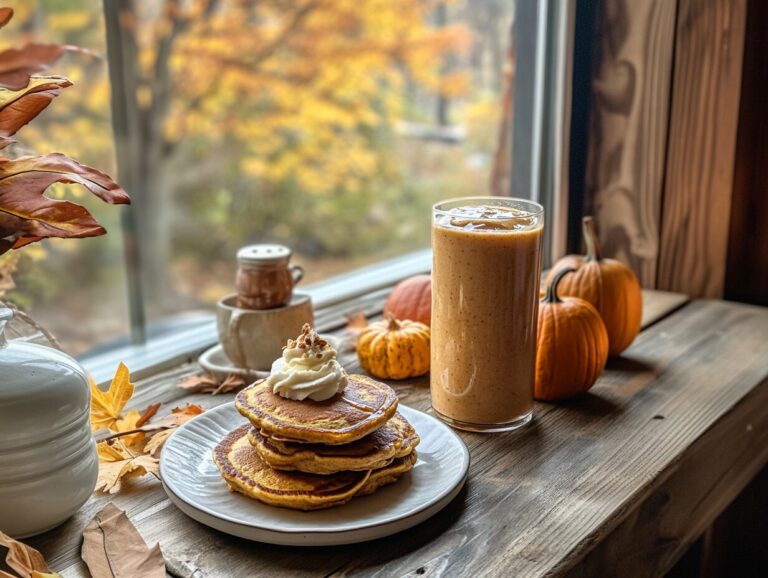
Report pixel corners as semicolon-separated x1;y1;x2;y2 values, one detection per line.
385;314;401;331
582;216;603;262
544;267;577;304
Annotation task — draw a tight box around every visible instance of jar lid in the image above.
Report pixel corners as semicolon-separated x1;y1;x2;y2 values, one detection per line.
237;244;292;265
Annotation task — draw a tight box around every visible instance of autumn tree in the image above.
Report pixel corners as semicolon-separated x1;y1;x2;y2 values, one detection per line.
101;0;469;305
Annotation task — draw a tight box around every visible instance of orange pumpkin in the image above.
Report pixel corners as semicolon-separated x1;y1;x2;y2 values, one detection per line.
535;268;609;401
357;316;430;380
384;274;432;326
547;217;642;356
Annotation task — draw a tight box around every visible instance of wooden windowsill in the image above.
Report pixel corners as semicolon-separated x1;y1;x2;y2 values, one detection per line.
28;290;768;577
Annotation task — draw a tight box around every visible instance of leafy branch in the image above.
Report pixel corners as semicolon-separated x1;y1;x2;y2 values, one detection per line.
0;6;129;256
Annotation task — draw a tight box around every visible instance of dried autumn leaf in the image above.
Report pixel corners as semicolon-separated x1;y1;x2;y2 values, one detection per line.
0;153;130;253
0;9;87;92
341;310;369;351
95;441;159;494
136;402;161;427
112;402;161;446
346;310;369;332
0;529;60;578
212;373;246;394
0;46;87;92
176;372;218;392
0;76;72;138
90;363;134;432
177;372;246;394
81;503;165;578
143;404;205;456
143;429;172;457
166;403;204;425
0;8;12;30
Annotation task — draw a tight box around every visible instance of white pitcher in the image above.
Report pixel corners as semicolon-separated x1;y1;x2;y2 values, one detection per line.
0;308;98;537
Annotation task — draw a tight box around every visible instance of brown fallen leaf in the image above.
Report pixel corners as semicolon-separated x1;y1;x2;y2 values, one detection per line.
340;310;369;351
345;310;369;333
100;404;205;453
136;402;161;427
143;429;172;457
94;441;159;494
111;402;161;448
213;373;247;394
177;372;246;394
0;529;60;578
81;503;165;578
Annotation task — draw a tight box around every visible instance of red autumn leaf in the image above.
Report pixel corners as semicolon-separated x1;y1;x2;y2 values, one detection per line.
0;44;84;91
0;8;89;91
0;153;130;252
0;76;73;138
0;8;12;30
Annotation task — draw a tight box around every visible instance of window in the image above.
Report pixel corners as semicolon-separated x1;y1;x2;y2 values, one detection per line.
1;0;568;363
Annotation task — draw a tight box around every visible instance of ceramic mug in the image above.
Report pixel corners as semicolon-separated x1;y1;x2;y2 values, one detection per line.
217;292;314;371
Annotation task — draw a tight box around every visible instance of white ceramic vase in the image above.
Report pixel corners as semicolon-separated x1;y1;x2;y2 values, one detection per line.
0;308;98;538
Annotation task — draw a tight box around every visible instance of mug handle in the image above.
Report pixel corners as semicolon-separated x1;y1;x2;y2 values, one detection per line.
290;264;304;286
226;308;247;368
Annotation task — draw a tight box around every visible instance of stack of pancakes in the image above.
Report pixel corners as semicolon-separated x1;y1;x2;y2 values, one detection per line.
213;374;419;510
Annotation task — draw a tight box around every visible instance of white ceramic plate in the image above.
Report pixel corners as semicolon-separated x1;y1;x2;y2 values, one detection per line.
160;402;469;546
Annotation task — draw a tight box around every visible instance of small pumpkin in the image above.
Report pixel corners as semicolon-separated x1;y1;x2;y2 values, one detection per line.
357;316;430;380
535;267;609;401
384;274;432;326
547;216;642;356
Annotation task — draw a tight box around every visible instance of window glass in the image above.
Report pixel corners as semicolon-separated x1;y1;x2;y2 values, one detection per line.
0;0;131;355
2;0;515;354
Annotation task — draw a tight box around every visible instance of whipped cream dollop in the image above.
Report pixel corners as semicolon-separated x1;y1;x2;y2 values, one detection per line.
267;324;348;402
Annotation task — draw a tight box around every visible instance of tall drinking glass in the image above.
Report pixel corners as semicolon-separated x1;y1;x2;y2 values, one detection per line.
431;197;544;432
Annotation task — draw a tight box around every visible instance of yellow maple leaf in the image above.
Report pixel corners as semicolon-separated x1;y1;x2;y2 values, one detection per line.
90;362;134;432
95;441;159;495
113;409;145;448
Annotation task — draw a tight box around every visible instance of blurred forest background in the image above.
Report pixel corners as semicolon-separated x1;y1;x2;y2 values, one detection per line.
0;0;514;355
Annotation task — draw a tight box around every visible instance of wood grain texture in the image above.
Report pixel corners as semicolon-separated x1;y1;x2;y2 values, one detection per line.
657;0;747;298
26;294;768;578
565;374;768;576
585;0;677;287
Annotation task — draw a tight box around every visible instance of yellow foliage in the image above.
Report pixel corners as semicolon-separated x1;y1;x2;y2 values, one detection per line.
95;441;159;494
89;362;134;432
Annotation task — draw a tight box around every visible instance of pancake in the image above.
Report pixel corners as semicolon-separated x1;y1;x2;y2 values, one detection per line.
212;425;370;510
357;451;418;496
248;412;420;474
235;374;398;445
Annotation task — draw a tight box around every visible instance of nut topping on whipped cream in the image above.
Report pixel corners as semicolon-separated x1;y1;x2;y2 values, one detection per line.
267;324;348;402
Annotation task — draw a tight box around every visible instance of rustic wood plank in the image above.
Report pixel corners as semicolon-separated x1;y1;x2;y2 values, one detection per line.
585;0;678;286
724;0;768;307
564;374;768;576
657;0;747;298
30;295;768;578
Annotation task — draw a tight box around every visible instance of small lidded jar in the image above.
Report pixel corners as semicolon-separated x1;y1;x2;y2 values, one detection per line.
235;244;304;310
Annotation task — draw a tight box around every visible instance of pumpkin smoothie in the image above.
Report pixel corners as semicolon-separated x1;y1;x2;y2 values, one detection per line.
431;198;543;431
